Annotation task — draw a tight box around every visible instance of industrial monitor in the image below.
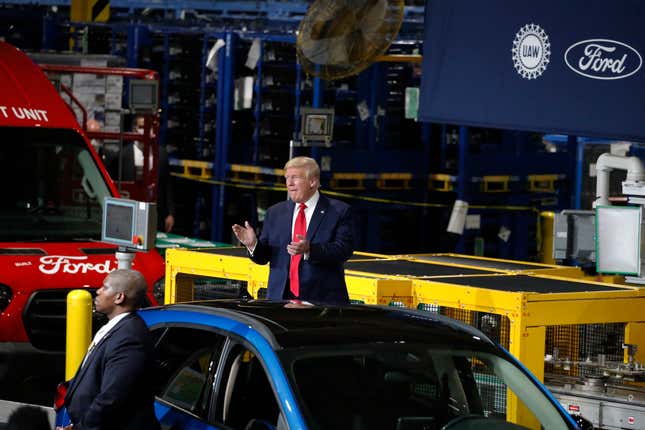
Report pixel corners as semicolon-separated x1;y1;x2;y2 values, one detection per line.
102;197;157;251
553;210;595;263
129;79;158;112
299;107;334;145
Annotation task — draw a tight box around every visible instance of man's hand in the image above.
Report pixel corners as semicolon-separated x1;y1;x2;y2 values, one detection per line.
164;214;175;233
232;221;257;249
287;234;310;256
56;425;73;430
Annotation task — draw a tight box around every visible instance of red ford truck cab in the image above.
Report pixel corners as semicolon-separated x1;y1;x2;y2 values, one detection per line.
0;41;164;403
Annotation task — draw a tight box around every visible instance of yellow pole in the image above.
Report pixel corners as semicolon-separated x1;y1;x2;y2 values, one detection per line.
66;290;93;380
539;211;555;264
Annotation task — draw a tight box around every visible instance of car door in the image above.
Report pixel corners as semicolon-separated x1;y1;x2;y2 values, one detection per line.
208;341;288;430
151;325;227;430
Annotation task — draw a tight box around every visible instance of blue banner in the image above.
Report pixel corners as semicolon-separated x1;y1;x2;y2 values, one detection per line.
419;0;645;141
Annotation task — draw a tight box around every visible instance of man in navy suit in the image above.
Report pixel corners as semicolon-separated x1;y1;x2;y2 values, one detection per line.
232;156;354;304
58;269;160;430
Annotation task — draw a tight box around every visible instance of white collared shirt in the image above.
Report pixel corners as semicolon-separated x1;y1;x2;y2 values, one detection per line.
81;312;130;368
290;191;319;261
247;191;320;257
93;312;130;345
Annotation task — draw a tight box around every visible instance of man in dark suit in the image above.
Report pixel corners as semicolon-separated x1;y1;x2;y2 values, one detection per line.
57;269;160;430
157;143;176;233
232;156;354;304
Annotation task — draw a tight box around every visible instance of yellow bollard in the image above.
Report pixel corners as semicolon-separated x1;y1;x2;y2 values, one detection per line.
66;289;93;380
539;211;555;264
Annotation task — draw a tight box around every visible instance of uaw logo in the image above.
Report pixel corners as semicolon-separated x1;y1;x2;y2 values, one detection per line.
512;24;551;79
565;39;642;80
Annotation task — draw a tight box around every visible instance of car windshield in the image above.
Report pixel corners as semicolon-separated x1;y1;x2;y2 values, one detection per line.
281;344;571;430
0;127;111;241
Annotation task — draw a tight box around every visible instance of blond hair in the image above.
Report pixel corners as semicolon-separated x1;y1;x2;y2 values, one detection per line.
284;156;320;180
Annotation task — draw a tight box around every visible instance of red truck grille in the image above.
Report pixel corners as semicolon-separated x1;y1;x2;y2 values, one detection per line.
22;289;106;351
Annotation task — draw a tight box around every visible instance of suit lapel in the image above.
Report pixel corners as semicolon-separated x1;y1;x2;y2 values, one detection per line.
66;314;133;398
307;195;329;240
283;200;296;242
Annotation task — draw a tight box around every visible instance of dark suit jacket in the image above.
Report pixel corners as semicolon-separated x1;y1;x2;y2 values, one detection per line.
251;194;354;304
103;142;136;182
157;144;175;223
64;313;160;430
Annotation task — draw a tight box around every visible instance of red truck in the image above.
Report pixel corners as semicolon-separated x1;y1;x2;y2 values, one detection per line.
0;41;165;404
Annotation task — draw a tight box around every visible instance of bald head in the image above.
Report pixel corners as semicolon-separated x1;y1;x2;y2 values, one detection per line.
105;269;147;309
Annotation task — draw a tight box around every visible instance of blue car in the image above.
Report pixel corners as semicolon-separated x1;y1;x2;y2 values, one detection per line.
58;300;581;429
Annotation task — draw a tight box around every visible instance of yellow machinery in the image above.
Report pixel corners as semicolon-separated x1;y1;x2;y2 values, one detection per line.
401;253;584;278
164;247;266;302
248;273;413;307
345;255;508;279
164;247;392;302
411;273;645;427
164;247;645;429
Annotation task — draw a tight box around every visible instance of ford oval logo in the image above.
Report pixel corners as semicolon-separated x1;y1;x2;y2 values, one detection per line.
564;39;642;80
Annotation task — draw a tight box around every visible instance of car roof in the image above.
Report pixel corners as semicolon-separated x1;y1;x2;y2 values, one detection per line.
147;300;499;352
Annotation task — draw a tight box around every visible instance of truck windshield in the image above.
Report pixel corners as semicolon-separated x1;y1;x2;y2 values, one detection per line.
0;127;111;241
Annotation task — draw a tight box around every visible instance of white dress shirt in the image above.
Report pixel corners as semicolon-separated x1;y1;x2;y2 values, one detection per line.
291;191;319;260
248;191;320;258
81;312;130;367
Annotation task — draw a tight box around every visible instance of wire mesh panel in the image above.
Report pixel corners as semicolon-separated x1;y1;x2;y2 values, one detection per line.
473;368;507;417
545;323;626;378
417;303;440;313
388;301;407;308
417;304;511;350
473;313;510;350
416;304;511;416
176;273;250;301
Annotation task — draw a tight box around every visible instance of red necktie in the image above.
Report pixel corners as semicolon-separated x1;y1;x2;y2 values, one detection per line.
289;203;307;297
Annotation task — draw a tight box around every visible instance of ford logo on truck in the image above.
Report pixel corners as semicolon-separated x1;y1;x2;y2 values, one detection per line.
565;39;642;80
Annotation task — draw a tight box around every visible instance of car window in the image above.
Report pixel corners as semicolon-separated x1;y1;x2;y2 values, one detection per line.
284;346;567;430
152;326;226;418
161;348;216;414
292;352;452;430
214;344;281;430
